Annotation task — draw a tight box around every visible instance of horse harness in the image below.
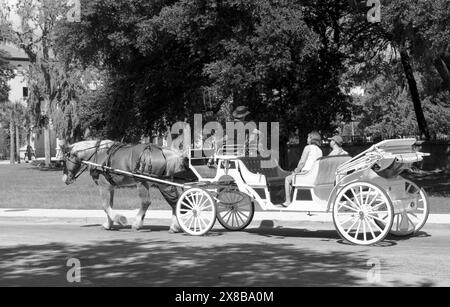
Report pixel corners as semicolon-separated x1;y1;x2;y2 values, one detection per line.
97;143;169;186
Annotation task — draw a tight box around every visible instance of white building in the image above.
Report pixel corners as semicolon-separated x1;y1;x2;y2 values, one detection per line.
0;42;56;160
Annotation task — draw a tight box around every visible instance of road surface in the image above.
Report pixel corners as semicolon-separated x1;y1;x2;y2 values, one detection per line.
0;219;449;287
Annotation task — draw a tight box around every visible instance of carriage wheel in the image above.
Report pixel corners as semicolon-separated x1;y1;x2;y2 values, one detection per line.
216;190;254;231
387;179;430;237
176;188;216;236
332;181;394;246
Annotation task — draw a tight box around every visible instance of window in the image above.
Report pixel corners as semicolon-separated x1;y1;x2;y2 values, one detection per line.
23;87;28;98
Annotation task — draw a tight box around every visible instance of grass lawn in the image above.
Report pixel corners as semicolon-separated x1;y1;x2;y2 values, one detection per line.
0;163;449;213
0;163;168;210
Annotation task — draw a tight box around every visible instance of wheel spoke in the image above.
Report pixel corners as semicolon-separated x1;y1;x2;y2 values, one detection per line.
196;193;206;208
351;188;361;207
222;208;233;221
395;214;400;231
181;211;193;220
183;214;194;226
370;210;389;215
235;211;245;225
225;209;233;224
367;214;387;225
343;194;360;210
365;218;376;239
370;202;386;211
236;201;251;208
198;216;207;230
236;210;248;224
354;220;362;239
360;186;364;207
237;210;249;220
367;191;380;207
346;218;360;234
406;183;413;194
338;202;359;212
363;220;367;241
188;215;195;230
181;201;194;210
185;195;196;208
368;217;383;232
406;214;416;229
340;214;357;225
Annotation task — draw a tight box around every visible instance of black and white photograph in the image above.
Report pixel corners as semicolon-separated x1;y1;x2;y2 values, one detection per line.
0;0;449;292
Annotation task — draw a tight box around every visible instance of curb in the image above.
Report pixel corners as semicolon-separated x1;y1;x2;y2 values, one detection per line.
1;208;450;225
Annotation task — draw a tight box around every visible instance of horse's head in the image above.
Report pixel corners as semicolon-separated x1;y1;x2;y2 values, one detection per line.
61;143;81;185
61;140;114;185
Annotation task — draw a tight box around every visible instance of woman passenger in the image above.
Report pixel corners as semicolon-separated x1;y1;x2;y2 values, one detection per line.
282;131;323;207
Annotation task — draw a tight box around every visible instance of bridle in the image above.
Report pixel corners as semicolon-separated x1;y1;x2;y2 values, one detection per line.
63;141;103;182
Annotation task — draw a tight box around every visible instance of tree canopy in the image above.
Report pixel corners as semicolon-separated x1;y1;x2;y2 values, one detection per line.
57;0;353;144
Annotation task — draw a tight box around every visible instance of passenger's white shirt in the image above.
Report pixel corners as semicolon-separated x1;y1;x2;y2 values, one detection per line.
302;144;323;172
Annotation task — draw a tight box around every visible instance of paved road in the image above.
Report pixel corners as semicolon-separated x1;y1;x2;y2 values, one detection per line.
0;219;449;287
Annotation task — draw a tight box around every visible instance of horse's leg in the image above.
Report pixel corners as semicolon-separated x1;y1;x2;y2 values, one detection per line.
99;186;115;230
99;185;127;229
169;202;182;233
158;184;182;233
133;182;151;231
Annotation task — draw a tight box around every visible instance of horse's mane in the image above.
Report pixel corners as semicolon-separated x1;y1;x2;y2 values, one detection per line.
71;140;115;153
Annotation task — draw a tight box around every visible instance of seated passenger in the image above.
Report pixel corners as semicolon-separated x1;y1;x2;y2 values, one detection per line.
328;135;348;156
282;131;323;207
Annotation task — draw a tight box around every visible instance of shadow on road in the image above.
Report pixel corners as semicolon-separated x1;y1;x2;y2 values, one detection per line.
0;237;433;287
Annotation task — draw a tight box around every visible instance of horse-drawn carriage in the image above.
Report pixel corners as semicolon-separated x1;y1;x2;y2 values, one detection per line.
75;138;429;246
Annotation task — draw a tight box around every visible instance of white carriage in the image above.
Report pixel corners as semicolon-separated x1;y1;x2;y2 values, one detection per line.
175;138;430;246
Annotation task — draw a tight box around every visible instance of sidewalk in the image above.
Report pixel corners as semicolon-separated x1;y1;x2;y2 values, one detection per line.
1;208;450;224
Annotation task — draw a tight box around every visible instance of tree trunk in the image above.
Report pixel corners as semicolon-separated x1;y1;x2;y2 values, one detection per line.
44;126;51;167
399;45;430;140
15;124;20;164
434;55;450;92
9;109;15;165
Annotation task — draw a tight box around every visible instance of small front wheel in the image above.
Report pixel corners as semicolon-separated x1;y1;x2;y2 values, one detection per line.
332;181;394;246
176;188;216;236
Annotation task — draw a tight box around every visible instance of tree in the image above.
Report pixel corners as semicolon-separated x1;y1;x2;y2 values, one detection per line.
58;0;352;162
0;49;15;162
0;0;89;166
0;50;14;103
345;0;450;140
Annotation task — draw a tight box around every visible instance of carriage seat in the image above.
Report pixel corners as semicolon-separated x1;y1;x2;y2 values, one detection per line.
293;155;351;187
239;156;290;186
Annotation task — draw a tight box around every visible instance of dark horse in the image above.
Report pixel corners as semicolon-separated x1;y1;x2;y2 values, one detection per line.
61;137;189;232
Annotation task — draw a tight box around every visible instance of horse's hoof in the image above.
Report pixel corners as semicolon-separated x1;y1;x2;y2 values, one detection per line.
169;226;182;234
101;223;113;230
132;222;145;231
114;215;128;226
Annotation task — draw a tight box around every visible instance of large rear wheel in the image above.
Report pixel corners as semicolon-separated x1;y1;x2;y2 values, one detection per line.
332;181;394;246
